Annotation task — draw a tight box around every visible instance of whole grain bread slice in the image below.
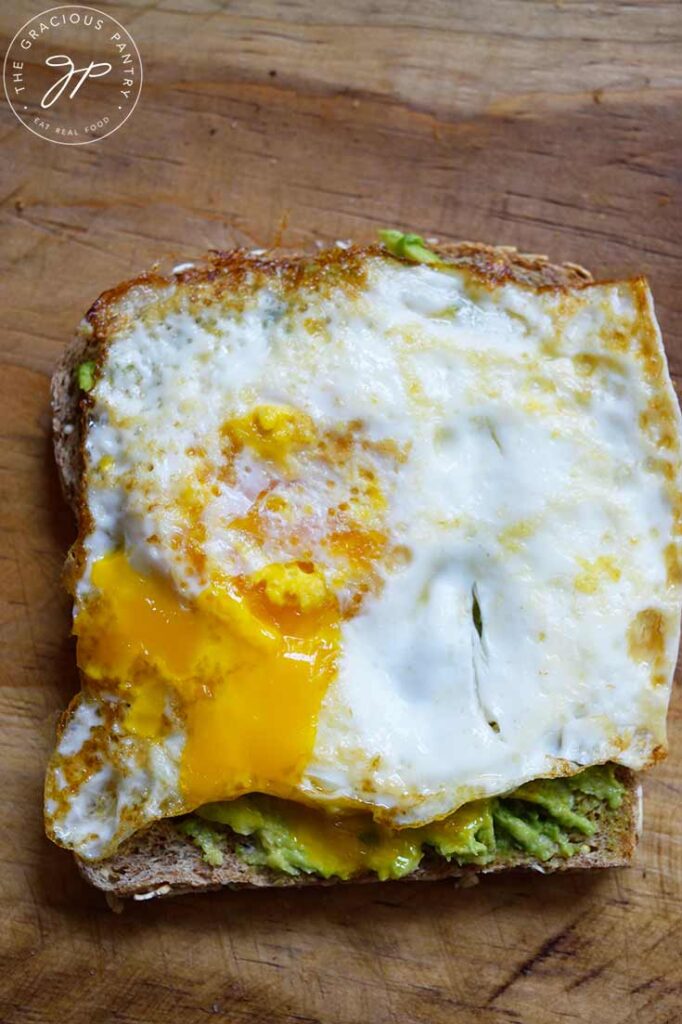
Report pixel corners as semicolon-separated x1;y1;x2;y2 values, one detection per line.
51;241;642;900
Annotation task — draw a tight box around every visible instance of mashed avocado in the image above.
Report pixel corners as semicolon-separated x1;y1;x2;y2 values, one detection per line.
77;360;96;392
379;229;443;266
177;817;225;867
179;765;624;880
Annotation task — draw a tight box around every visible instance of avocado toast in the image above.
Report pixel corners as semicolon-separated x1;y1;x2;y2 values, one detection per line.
48;237;678;899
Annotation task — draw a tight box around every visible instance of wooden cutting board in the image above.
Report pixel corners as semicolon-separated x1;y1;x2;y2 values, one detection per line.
1;2;681;1021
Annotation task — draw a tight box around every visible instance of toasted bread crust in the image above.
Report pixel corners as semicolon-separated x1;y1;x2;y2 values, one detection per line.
52;240;643;899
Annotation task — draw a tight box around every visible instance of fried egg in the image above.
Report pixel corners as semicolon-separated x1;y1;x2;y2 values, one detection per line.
45;243;682;860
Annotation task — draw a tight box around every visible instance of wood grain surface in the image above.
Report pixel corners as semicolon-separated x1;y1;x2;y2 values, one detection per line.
1;2;681;1021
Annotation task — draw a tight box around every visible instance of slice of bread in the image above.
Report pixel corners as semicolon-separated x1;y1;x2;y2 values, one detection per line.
51;241;641;900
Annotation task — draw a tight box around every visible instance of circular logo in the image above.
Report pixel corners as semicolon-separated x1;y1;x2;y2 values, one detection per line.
3;5;142;145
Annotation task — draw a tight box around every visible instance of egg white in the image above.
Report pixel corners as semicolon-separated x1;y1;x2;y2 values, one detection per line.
46;252;682;859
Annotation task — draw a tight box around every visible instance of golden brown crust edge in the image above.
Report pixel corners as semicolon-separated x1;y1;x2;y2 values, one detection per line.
52;240;642;899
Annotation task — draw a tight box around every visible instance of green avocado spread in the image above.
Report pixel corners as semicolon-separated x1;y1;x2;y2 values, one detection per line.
378;229;444;266
77;360;96;392
177;765;625;880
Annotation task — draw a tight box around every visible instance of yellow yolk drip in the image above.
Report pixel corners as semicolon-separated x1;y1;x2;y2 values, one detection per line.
277;799;491;878
75;552;340;808
223;404;315;464
199;794;492;880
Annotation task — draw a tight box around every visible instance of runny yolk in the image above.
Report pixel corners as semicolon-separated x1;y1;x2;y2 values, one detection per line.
199;794;493;880
75;551;340;809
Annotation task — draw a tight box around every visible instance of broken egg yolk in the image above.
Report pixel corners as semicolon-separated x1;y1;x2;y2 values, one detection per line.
74;551;340;809
197;793;493;880
222;404;315;465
